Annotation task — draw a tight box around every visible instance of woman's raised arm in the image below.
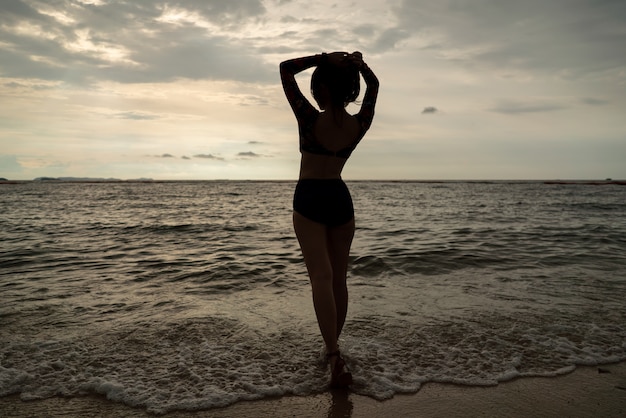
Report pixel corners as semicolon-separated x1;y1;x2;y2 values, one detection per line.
354;54;379;131
280;54;326;116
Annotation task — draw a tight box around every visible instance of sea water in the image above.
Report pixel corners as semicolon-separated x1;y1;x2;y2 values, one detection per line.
1;180;625;413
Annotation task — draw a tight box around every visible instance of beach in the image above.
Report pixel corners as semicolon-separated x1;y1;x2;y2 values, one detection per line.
1;362;625;417
2;181;625;415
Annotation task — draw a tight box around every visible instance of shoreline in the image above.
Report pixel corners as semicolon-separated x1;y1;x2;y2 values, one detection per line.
2;179;625;185
1;362;625;417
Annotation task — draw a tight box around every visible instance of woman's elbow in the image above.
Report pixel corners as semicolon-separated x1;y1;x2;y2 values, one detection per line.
370;75;380;88
279;61;291;73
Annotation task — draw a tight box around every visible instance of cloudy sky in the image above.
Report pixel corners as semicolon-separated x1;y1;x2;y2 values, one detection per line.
1;0;625;180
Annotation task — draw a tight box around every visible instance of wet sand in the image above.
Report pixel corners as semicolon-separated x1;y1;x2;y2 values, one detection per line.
2;362;625;417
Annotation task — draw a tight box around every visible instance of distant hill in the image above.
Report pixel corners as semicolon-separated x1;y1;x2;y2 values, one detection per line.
32;177;153;182
34;177;121;182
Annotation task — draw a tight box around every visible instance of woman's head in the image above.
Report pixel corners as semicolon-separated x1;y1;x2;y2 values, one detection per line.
311;61;360;109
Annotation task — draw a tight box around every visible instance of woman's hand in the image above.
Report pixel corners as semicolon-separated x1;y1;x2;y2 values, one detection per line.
326;52;349;67
349;51;364;69
326;51;364;69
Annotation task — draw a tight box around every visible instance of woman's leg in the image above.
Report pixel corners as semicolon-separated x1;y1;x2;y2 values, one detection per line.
293;211;338;354
327;218;355;340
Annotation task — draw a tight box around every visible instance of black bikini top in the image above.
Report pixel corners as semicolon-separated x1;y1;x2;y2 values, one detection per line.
298;112;367;159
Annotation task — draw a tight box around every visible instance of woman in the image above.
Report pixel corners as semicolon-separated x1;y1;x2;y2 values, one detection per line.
280;51;379;387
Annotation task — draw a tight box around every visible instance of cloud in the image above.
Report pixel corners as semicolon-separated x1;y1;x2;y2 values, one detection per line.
114;112;159;120
489;100;565;114
3;80;58;91
235;95;270;106
370;27;411;53
170;0;266;21
0;0;42;20
422;106;438;114
390;0;626;78
352;24;377;38
155;152;227;160
193;153;224;160
124;33;274;84
581;97;609;106
0;0;273;85
237;151;260;158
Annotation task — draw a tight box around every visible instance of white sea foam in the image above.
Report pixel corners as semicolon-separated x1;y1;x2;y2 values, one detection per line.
1;306;626;413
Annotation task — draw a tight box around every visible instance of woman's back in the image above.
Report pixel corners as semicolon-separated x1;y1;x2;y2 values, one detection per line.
314;112;361;153
280;52;379;179
299;111;360;179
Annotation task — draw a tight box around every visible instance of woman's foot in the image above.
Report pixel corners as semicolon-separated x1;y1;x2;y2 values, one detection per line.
326;350;352;388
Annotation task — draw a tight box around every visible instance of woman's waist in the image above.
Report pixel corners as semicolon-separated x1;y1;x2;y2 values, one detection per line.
296;177;346;186
298;153;347;179
294;178;351;198
298;170;344;180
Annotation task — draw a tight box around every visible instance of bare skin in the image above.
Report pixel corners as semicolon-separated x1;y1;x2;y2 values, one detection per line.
282;51;378;383
293;52;364;371
293;212;354;356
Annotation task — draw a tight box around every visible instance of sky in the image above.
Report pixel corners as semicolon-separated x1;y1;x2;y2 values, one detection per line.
1;0;625;180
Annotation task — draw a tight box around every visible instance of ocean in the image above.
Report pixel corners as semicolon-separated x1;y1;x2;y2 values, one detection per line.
1;180;625;414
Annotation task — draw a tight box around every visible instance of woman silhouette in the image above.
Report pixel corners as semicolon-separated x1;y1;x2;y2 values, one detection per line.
280;51;379;387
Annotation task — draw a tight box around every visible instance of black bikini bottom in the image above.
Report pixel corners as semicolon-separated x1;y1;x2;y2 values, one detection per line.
293;179;354;227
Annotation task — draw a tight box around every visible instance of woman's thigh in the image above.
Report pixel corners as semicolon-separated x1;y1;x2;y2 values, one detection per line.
293;211;332;281
327;219;355;279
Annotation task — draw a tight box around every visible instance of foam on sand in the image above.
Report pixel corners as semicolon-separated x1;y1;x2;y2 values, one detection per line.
1;362;625;417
